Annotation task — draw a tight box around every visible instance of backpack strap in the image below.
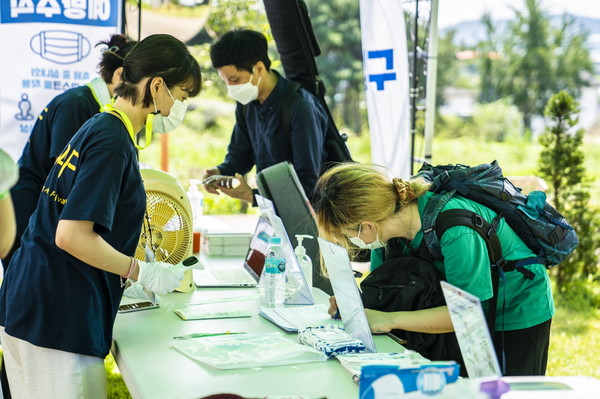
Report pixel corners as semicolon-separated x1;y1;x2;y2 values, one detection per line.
435;209;505;335
281;82;301;146
421;191;457;261
438;208;538;279
435;209;505;266
241;82;300;160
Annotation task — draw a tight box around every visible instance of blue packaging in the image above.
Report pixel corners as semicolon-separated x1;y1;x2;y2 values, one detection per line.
358;362;460;398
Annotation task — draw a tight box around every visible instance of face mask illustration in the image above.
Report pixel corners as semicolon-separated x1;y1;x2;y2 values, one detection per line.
30;30;91;65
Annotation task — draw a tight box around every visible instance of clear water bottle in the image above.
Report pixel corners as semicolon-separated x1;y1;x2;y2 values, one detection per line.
263;237;286;307
187;179;204;231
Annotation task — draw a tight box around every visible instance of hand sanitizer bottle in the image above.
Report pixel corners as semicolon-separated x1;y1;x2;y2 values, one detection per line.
187;179;204;231
294;234;313;288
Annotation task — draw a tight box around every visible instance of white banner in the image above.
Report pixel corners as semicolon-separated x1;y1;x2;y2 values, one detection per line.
359;0;410;178
0;0;122;162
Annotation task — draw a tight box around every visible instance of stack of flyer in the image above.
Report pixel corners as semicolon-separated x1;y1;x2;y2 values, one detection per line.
198;215;253;256
336;352;430;379
201;232;252;256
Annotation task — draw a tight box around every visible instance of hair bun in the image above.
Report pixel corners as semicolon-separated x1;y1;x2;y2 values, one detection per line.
392;178;417;203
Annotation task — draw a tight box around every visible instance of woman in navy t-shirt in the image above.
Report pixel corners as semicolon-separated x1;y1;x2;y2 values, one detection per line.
4;34;137;270
0;34;202;398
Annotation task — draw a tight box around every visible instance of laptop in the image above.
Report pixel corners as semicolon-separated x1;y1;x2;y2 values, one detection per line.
440;281;502;379
318;238;377;353
193;213;274;288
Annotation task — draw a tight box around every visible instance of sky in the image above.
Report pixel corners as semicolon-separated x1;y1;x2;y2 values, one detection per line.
437;0;600;29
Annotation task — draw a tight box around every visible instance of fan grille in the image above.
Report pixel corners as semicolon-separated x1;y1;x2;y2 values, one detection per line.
136;190;192;264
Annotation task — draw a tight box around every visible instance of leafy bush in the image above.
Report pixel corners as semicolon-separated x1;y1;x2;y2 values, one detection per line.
538;91;600;297
432;114;475;139
471;98;524;142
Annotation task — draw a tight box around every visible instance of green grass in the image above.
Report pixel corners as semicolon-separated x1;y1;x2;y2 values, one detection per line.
547;304;600;378
106;354;132;398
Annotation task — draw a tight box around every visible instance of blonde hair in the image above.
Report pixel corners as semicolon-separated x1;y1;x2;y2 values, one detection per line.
314;163;431;251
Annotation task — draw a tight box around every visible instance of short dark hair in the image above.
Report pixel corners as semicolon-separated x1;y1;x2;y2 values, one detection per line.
115;34;202;107
95;34;137;84
209;29;271;73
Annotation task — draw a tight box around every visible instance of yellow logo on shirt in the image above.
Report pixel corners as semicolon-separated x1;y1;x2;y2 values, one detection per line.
55;144;79;177
41;186;67;205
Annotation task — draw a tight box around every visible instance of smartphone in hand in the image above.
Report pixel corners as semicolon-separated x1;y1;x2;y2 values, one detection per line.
200;175;229;186
201;175;241;188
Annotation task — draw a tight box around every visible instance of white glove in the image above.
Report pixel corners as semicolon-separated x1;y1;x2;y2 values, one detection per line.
123;281;161;303
0;149;18;195
137;260;185;296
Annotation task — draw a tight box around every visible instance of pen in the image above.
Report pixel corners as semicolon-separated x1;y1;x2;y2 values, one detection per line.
172;331;243;340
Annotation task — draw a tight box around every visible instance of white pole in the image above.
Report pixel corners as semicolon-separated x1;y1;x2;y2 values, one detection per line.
423;0;439;164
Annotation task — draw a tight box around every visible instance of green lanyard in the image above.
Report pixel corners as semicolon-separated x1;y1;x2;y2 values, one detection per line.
103;103;151;150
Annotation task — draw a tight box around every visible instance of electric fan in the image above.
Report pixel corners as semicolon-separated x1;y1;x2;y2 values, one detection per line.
136;168;194;292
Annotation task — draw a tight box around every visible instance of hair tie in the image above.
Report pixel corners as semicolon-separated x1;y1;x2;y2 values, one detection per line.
392;178;416;203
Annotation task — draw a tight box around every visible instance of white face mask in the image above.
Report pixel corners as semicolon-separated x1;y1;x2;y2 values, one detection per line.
348;224;386;250
148;84;187;135
227;73;260;105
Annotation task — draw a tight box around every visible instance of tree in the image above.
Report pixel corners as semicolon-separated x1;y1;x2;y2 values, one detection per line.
477;0;594;131
205;0;269;38
538;91;600;292
478;13;499;103
435;30;461;109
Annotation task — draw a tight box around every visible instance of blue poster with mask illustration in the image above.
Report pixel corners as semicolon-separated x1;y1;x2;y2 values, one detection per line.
0;0;122;161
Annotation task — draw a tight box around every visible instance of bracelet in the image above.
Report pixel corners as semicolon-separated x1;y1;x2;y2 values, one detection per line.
0;191;9;201
120;257;137;288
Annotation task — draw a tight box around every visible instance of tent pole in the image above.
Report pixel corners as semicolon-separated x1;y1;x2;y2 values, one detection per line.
409;0;419;175
138;0;142;41
423;0;439;164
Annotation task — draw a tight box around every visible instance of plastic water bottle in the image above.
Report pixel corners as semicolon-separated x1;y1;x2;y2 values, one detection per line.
187;179;204;231
263;237;286;307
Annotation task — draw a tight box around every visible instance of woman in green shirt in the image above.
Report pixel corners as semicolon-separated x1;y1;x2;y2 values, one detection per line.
315;163;553;376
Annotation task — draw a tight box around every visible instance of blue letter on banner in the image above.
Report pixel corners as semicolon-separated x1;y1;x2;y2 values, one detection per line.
1;0;119;27
367;49;397;91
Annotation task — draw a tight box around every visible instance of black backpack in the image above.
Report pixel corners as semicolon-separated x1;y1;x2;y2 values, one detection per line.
360;254;464;373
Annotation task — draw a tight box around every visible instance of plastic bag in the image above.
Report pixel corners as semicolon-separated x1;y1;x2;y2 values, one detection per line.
171;332;327;369
299;325;365;357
